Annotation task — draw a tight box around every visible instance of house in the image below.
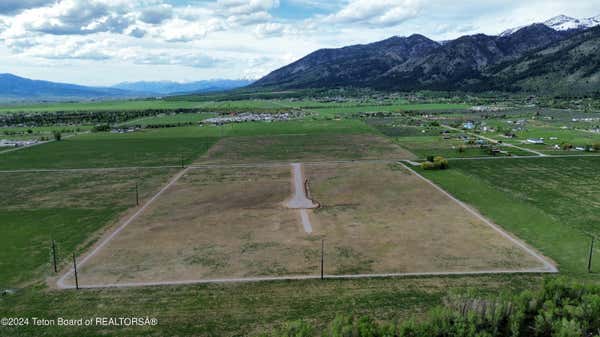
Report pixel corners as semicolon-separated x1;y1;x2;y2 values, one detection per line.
463;121;475;130
527;138;545;144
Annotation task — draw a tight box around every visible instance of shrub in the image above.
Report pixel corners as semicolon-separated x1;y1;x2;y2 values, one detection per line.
52;131;62;141
262;279;600;337
421;161;436;170
433;156;449;170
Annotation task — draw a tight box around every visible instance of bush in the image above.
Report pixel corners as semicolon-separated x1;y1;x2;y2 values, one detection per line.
52;131;62;141
421;161;436;170
263;279;600;337
433;156;449;169
592;142;600;151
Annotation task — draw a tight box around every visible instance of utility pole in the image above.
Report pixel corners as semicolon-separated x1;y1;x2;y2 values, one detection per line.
73;253;79;290
135;182;139;206
180;154;184;168
588;236;595;273
52;240;57;273
321;239;324;280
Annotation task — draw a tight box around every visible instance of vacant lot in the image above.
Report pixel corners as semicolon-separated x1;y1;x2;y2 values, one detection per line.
197;133;415;164
306;163;544;274
65;163;544;287
0;168;176;286
70;166;317;285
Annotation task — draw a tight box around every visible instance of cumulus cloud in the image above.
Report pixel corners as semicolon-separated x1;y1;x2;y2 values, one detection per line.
155;18;223;42
139;4;173;24
18;36;113;60
216;0;279;16
0;0;54;14
216;0;279;26
254;22;288;37
325;0;423;27
5;0;135;36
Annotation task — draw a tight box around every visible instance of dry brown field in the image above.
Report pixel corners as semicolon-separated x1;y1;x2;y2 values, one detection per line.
65;163;544;287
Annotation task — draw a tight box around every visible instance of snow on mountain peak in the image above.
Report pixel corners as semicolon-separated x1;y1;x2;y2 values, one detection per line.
501;14;600;36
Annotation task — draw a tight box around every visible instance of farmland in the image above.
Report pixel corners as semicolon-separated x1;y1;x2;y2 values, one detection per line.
0;97;599;336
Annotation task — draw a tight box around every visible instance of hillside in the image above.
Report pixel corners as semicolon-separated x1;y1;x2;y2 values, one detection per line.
251;23;596;93
488;26;600;94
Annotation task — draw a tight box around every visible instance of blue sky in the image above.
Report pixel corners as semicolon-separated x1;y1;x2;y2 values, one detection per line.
0;0;599;86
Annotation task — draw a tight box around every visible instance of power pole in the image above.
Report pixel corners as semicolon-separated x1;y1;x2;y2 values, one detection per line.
180;154;184;168
321;239;324;280
73;253;79;290
135;182;139;206
52;240;57;273
588;237;595;273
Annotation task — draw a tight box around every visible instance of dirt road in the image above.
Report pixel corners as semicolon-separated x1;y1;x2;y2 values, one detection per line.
286;163;317;234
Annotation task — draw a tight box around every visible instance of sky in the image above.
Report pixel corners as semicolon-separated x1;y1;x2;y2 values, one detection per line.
0;0;599;86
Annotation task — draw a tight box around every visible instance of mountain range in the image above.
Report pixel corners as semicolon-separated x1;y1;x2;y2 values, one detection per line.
112;79;254;95
0;73;136;102
0;75;252;102
252;15;600;95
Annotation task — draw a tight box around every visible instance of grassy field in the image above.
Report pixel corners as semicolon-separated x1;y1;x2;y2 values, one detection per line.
309;103;470;118
1;126;92;141
421;157;600;274
0;99;285;114
117;112;217;126
0;129;218;169
0;169;177;286
197;134;414;164
0;119;378;169
1;107;599;337
0;274;541;336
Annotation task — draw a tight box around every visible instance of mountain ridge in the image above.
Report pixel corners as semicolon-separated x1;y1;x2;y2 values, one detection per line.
251;16;599;94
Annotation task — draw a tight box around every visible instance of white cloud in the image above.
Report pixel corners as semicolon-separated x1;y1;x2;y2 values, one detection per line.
153;18;223;42
4;0;135;37
254;22;286;37
216;0;279;16
325;0;423;27
0;0;54;14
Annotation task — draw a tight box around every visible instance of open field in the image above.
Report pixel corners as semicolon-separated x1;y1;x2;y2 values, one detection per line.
309;103;470;117
117;112;217;127
61;162;545;288
0;128;218;169
0;168;177;286
197;134;415;164
0;274;542;337
1;104;598;336
0;99;286;114
421;156;600;274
